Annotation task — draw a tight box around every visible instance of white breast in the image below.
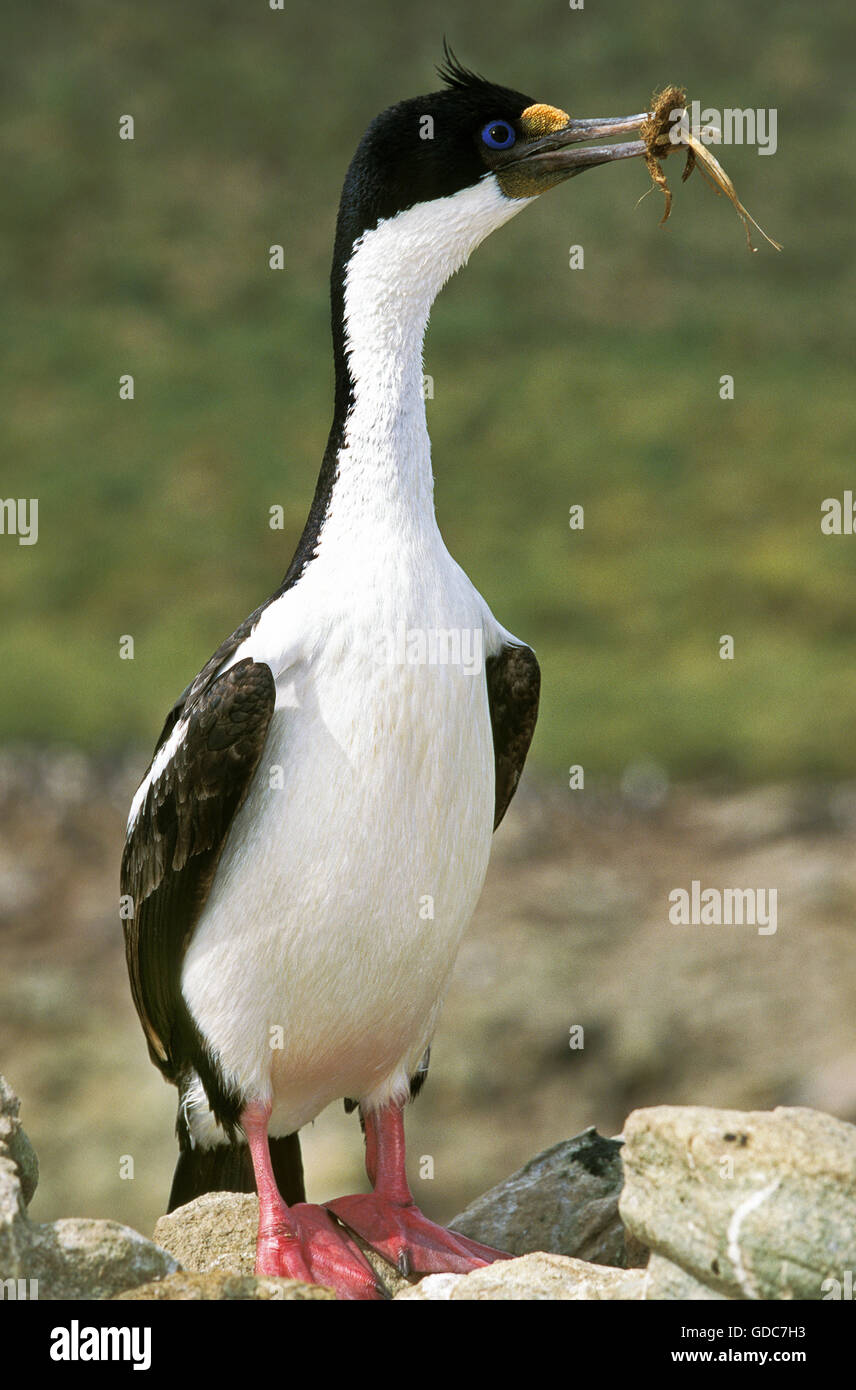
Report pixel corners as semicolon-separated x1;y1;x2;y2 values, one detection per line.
181;541;497;1138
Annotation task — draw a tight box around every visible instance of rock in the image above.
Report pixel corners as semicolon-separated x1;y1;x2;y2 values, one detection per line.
0;1155;29;1284
450;1127;644;1267
620;1105;856;1300
154;1192;257;1275
0;1073;178;1300
0;1073;38;1207
116;1271;334;1300
27;1218;180;1301
0;1076;41;1282
644;1253;730;1301
396;1252;646;1300
155;1190;411;1297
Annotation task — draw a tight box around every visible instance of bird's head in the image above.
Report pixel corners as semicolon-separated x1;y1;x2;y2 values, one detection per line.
333;46;648;283
327;48;649;423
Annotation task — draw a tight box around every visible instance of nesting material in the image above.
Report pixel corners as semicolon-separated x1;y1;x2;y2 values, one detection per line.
641;86;782;253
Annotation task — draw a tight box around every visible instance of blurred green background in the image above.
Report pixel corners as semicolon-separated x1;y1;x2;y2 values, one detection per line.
1;0;854;779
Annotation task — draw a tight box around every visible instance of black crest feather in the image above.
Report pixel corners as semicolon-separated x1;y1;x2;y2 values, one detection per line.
436;40;533;115
437;40;489;93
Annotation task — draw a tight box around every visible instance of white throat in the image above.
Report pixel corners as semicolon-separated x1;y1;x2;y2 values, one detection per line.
323;175;533;541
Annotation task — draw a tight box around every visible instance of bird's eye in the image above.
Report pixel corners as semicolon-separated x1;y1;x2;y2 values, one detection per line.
481;120;516;151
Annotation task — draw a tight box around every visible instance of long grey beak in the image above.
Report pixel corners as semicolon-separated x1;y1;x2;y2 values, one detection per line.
507;112;649;176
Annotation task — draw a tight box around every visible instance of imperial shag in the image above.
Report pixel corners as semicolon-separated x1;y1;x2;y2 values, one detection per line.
121;49;648;1299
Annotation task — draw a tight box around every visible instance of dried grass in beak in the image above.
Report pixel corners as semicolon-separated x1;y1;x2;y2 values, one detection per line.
641;86;782;253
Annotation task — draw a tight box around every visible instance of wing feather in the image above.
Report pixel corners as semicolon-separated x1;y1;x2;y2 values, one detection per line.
121;658;276;1084
485;643;540;830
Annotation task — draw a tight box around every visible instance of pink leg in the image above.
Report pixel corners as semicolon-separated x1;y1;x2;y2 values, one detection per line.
243;1103;382;1300
325;1103;510;1277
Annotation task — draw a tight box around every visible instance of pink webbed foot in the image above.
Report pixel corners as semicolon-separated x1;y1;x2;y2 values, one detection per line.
256;1199;385;1300
324;1193;511;1278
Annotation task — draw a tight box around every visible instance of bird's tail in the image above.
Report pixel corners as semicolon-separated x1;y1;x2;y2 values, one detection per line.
168;1116;305;1214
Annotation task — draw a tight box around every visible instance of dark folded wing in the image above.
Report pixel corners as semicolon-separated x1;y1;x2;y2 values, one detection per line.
485;643;541;830
121;658;276;1084
148;602;273;759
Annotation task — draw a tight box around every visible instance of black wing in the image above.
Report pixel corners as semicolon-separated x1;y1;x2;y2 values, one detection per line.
147;602;273;760
121;658;276;1120
486;642;540;830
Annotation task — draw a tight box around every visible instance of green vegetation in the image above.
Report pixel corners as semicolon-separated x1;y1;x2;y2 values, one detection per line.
1;0;854;778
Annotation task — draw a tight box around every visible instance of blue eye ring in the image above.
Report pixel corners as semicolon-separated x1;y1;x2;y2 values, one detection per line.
481;120;516;151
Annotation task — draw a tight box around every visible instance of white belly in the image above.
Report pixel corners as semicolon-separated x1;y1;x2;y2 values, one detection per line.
181;573;496;1138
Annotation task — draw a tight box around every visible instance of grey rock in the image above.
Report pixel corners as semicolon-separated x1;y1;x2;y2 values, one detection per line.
0;1073;178;1300
396;1252;646;1300
27;1218;179;1301
450;1127;644;1268
0;1155;29;1284
116;1271;334;1300
620;1105;856;1300
0;1076;40;1283
0;1073;39;1207
644;1253;730;1301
